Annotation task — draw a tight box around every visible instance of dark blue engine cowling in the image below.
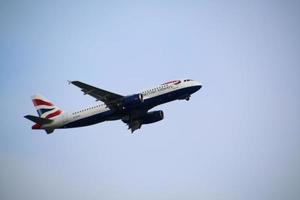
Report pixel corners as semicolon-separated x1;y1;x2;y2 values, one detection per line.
142;110;164;124
122;93;144;109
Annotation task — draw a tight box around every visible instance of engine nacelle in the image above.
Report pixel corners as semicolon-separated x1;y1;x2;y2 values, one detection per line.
142;110;164;124
122;93;144;109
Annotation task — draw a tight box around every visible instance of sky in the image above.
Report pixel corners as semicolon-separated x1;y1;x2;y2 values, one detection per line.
1;0;300;200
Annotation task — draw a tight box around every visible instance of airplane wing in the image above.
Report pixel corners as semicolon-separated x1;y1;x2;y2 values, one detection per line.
70;81;124;107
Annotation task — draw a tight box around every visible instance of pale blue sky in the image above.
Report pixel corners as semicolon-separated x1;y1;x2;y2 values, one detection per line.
1;1;300;200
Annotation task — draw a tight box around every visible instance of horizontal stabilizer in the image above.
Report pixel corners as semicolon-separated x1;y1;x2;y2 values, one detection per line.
24;115;53;125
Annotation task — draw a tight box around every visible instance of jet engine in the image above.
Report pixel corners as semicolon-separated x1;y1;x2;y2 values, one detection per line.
122;94;144;109
142;110;164;124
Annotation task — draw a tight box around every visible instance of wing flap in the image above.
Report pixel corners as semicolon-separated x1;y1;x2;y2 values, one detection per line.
127;120;142;133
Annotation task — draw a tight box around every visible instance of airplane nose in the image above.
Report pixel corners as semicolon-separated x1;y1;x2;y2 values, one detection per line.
190;82;202;94
196;84;202;91
194;82;202;91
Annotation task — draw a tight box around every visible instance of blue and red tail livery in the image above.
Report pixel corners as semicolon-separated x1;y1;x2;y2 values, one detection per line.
31;94;63;119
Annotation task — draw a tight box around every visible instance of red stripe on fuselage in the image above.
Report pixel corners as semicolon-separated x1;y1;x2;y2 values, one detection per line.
32;99;54;106
45;110;62;118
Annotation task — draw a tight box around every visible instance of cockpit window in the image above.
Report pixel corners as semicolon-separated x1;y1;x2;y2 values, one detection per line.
184;79;193;82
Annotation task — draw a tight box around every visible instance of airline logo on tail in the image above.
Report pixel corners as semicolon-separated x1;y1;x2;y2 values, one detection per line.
31;95;62;119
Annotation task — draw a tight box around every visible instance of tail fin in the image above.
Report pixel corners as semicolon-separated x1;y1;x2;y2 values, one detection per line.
31;94;63;119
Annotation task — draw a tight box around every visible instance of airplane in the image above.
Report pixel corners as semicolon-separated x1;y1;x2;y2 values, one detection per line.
24;79;202;134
